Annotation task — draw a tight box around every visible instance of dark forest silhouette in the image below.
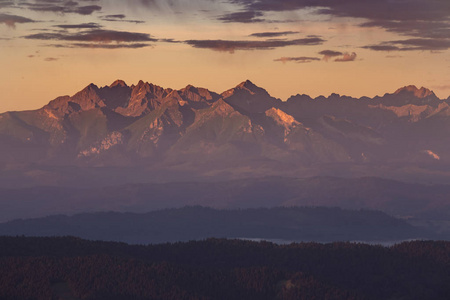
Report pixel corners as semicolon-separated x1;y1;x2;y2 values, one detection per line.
1;236;449;300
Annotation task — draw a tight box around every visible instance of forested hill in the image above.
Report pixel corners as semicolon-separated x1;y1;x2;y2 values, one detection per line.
0;236;449;300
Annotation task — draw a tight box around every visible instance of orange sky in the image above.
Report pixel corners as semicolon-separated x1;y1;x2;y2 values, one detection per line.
1;0;449;112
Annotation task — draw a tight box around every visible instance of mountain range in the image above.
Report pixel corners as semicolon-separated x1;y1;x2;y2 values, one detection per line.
2;81;450;299
1;80;450;186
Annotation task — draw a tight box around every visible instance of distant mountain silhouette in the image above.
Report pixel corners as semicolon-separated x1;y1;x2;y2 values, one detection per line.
0;206;429;244
1;176;450;231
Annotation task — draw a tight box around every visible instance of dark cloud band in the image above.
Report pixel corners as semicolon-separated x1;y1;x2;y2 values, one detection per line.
54;23;101;29
318;50;342;57
274;56;320;63
100;14;145;24
185;37;325;53
103;14;126;19
318;50;357;62
13;0;102;15
217;11;264;23
319;50;342;61
230;0;449;48
0;13;34;28
249;31;299;38
364;39;450;52
60;43;152;49
24;29;157;43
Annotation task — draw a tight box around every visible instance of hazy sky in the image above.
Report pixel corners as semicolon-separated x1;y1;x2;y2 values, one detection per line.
1;0;449;112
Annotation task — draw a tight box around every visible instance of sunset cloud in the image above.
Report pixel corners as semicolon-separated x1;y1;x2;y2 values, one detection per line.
54;23;102;29
100;14;145;24
20;1;102;15
25;29;157;43
249;31;299;38
318;50;357;62
274;56;320;63
232;0;448;22
185;37;325;53
318;50;342;61
23;28;156;49
0;1;13;9
359;20;450;40
217;11;264;23
229;0;449;46
364;39;450;52
63;43;151;49
103;14;126;19
335;52;357;62
363;45;400;52
391;38;450;51
0;13;34;28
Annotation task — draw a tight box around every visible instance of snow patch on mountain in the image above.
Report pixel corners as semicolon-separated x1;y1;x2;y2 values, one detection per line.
79;132;124;157
423;150;440;160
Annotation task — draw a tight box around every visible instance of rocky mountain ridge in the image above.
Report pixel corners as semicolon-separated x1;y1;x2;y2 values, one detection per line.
1;80;450;184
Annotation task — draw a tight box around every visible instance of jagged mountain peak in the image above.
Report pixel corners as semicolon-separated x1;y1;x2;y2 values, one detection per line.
222;80;269;98
220;80;281;114
110;80;127;88
372;85;440;107
237;79;256;89
179;85;219;103
235;79;267;94
134;80;148;90
131;81;167;95
73;83;102;100
133;80;159;91
40;82;105;117
394;85;435;98
180;84;201;95
83;83;99;91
